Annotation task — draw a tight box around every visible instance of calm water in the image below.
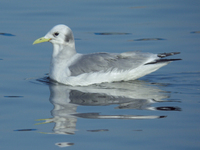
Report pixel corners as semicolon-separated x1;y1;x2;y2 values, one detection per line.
0;0;200;149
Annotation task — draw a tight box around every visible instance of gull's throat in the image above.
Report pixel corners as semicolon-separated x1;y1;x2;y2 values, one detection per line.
52;43;76;59
49;43;77;82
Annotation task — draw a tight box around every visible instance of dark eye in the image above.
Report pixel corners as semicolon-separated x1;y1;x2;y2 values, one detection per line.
53;32;59;37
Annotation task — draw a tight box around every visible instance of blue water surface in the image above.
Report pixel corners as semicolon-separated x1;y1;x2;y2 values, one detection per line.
0;0;200;149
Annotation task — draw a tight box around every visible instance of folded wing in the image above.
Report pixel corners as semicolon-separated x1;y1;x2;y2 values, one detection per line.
69;51;159;76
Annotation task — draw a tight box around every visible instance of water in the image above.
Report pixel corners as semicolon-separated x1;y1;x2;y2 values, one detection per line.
0;0;200;149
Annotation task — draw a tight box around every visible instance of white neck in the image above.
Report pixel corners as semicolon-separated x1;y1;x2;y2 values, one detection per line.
52;43;76;59
49;43;76;81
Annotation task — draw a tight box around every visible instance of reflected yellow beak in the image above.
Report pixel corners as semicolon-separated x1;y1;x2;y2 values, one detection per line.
33;37;51;45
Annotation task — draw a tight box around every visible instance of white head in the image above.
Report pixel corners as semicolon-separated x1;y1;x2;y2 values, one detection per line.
33;24;75;49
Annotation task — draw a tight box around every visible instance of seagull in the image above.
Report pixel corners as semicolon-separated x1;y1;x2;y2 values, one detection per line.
33;24;181;86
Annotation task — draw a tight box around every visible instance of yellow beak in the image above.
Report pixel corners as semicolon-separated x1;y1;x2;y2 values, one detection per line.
33;37;51;45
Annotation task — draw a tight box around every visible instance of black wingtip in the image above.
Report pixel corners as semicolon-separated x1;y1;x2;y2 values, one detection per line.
145;58;182;65
157;52;181;58
145;52;181;65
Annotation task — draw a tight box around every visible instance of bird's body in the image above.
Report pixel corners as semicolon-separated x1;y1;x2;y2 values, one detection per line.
33;24;181;86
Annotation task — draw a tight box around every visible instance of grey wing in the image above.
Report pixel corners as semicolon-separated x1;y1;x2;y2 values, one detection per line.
69;51;155;76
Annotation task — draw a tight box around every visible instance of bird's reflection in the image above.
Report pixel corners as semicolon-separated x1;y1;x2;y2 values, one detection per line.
36;79;180;138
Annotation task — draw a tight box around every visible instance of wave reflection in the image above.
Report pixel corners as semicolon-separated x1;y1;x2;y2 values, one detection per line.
35;78;180;136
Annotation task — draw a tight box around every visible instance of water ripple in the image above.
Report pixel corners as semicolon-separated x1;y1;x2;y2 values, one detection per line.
190;31;200;34
0;33;15;36
130;38;166;41
94;32;131;35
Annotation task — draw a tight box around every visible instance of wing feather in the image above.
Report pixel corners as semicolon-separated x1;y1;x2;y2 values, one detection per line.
68;51;156;76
